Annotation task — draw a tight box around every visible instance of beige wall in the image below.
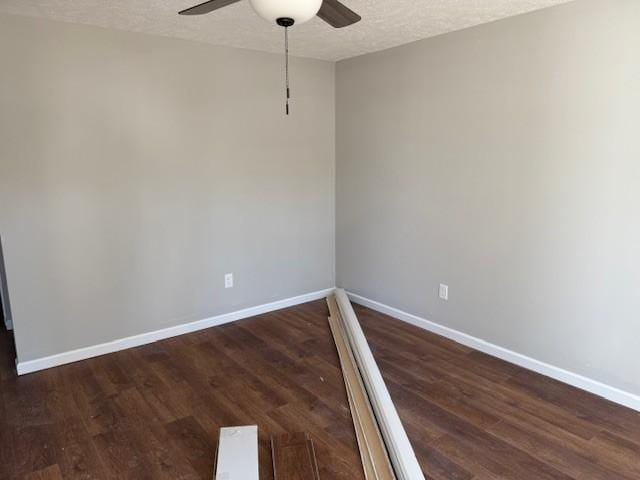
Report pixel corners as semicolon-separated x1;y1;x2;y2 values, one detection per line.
2;0;639;399
336;0;640;395
0;15;335;362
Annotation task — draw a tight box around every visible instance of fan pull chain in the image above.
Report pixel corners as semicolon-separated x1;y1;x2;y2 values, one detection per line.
285;25;290;115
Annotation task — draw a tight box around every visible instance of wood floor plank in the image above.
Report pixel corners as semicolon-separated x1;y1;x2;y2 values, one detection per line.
588;431;640;479
365;329;601;442
1;300;638;479
21;464;64;480
271;432;319;480
165;416;216;478
486;420;634;480
507;369;640;445
49;417;109;479
92;428;157;479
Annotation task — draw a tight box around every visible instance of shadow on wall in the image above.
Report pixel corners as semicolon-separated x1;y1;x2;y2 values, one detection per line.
0;235;13;331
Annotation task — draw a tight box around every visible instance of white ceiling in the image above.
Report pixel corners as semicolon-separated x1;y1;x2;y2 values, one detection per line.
0;0;575;61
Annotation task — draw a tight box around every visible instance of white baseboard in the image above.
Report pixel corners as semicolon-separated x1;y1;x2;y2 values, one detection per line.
16;288;335;375
347;292;640;413
3;318;12;331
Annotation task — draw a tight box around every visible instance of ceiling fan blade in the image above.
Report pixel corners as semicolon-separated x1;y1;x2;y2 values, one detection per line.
179;0;242;15
317;0;361;28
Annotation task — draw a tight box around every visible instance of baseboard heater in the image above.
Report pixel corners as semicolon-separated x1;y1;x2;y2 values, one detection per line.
327;289;425;480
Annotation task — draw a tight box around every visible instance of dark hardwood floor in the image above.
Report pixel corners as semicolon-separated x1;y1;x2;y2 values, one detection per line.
1;300;639;479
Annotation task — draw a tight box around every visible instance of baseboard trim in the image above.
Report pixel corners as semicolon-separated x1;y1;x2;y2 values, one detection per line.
16;288;335;375
4;318;12;331
347;292;640;412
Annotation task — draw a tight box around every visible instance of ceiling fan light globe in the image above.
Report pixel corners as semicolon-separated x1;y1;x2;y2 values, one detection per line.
249;0;323;25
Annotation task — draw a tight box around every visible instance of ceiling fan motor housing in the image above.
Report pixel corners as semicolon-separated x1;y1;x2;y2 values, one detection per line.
249;0;323;25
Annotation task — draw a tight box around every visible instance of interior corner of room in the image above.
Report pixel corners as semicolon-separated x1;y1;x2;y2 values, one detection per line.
1;0;639;478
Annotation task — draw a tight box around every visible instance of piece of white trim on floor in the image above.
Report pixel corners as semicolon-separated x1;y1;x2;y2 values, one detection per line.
216;425;259;480
347;290;640;413
335;289;426;480
16;287;335;375
327;295;394;480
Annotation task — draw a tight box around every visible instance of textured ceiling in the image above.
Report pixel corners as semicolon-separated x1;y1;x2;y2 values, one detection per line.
0;0;575;61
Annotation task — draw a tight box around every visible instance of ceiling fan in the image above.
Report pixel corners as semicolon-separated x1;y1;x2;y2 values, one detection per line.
179;0;361;29
178;0;362;115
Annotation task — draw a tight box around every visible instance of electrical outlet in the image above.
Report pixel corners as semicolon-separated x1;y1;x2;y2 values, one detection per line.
439;284;449;300
224;273;234;289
